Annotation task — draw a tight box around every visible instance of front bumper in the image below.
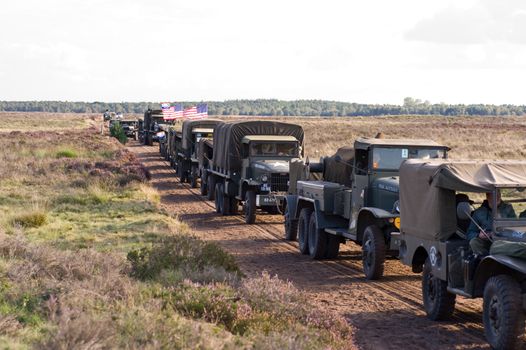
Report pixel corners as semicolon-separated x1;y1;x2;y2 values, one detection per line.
256;194;285;207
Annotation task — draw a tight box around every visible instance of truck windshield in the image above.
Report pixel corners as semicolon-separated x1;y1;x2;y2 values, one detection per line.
194;132;213;143
492;188;526;235
372;147;445;170
250;142;298;157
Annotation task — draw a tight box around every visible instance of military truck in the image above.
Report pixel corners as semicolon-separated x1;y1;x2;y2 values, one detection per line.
197;137;215;197
141;109;169;146
283;138;449;280
171;119;222;187
206;121;304;224
110;118;140;140
399;160;526;350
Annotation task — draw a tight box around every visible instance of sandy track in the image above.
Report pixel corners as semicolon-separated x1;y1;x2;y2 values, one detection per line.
129;142;493;350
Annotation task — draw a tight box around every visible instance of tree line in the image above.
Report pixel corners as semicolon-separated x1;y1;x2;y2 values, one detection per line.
1;98;525;117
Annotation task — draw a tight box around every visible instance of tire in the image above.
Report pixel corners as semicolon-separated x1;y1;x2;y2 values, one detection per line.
422;257;456;320
308;213;327;259
362;225;386;280
483;275;524;350
200;173;208;196
325;235;340;259
284;209;298;241
207;175;216;201
214;183;222;214
244;190;256;224
190;165;198;188
229;197;239;215
298;208;312;255
220;184;231;216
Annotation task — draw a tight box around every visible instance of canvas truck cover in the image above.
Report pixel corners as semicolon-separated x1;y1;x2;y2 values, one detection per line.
400;159;526;240
181;119;223;150
197;138;214;166
212;121;304;171
322;146;354;186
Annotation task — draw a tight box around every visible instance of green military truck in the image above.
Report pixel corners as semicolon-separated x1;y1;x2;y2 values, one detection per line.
197;137;215;197
283;138;449;280
206;121;304;224
141;109;169;146
398;160;526;350
170;119;222;187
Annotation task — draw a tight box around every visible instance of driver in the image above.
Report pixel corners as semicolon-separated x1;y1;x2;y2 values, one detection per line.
468;191;516;255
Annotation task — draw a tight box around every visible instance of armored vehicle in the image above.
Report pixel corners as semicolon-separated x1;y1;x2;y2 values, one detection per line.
284;138;449;280
171;119;222;187
141;109;170;146
206;121;304;224
399;160;526;349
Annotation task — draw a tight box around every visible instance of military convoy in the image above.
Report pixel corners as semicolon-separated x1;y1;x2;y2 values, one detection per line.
283;138;449;279
399;160;526;349
133;108;526;349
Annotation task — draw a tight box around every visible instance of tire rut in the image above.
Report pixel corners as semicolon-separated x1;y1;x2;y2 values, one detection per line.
130;142;491;349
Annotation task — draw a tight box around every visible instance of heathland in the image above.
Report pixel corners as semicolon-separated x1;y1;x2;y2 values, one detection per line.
0;113;353;349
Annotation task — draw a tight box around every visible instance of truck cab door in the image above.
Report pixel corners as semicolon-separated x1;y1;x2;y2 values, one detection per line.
349;149;369;231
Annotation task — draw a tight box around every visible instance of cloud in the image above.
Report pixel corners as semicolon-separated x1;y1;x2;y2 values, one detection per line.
406;0;526;45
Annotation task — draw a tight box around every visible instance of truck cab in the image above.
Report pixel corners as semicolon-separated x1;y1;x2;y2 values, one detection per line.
241;135;300;195
284;137;449;280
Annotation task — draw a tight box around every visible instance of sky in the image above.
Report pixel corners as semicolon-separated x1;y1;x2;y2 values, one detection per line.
1;0;525;104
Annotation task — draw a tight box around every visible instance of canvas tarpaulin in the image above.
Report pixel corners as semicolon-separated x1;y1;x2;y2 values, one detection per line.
322;146;354;187
181;119;223;150
399;160;526;240
212;121;304;171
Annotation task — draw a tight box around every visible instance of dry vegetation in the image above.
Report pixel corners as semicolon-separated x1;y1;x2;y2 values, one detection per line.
211;115;526;160
0;114;354;349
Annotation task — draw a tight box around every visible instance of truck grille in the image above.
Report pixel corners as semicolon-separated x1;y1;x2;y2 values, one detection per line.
270;173;289;192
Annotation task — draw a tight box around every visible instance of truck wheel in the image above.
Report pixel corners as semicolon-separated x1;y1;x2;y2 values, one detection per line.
207;175;216;201
190;165;198;188
362;225;386;280
220;184;231;216
483;275;524;350
229;197;239;215
244;190;256;224
308;214;327;259
200;174;208;196
298;208;312;255
214;183;223;214
325;235;340;259
422;257;456;320
284;209;298;241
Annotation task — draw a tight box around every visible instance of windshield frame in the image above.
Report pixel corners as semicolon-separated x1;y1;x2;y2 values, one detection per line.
248;141;299;158
492;186;526;232
370;146;448;171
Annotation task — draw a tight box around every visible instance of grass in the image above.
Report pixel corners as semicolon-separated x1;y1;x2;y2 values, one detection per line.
0;115;355;349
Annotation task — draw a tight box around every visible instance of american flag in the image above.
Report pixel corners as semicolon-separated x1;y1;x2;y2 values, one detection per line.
174;103;184;119
161;103;176;120
194;103;208;119
183;106;197;119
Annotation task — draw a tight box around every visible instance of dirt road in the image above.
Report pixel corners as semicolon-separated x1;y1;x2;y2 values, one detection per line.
130;142;493;350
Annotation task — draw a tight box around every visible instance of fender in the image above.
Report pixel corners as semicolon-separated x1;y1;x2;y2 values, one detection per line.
359;207;398;220
472;255;526;296
285;195;299;219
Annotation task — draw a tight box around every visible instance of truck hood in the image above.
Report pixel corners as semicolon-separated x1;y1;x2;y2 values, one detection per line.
251;160;290;173
372;176;399;194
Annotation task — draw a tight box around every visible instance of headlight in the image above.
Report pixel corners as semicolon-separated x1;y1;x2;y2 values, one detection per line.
393;200;400;213
261;174;268;182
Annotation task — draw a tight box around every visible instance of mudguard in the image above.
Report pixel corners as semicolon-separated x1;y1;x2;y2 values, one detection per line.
472;255;526;296
285;195;299;219
359;207;398;219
